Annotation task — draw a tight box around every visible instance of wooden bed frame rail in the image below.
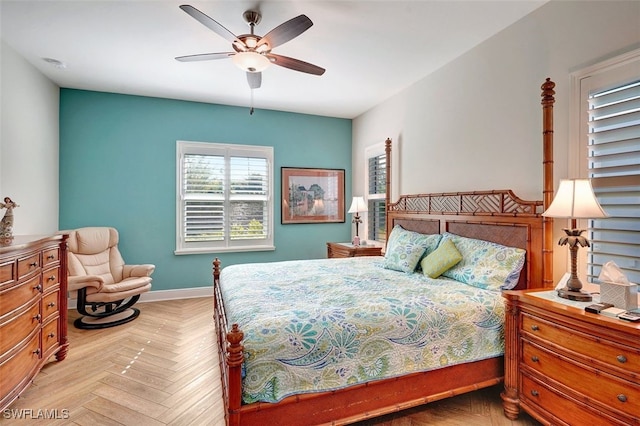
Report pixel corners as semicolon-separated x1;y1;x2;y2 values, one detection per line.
211;78;557;425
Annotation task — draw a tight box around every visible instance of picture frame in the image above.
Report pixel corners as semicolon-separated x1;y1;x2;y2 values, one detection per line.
282;167;345;224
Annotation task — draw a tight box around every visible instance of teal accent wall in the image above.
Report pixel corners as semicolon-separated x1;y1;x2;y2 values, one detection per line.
59;89;352;291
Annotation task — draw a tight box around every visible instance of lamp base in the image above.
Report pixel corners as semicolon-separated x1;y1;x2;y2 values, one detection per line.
557;287;592;302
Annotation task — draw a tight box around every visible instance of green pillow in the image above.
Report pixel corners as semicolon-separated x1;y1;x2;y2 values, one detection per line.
420;238;463;278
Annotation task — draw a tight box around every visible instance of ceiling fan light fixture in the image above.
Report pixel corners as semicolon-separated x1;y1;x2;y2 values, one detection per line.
256;45;270;54
232;40;247;52
245;36;258;49
232;51;270;73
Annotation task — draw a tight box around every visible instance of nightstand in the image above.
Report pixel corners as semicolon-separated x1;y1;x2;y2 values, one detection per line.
501;289;640;425
326;242;382;258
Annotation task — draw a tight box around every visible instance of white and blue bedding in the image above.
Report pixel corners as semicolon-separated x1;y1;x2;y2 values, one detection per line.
220;256;506;404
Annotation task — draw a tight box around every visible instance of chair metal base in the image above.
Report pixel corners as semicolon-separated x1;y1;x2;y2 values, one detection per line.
74;307;141;329
74;289;143;329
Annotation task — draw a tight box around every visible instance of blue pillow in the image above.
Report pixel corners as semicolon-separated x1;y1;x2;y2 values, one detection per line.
439;232;525;290
383;225;441;273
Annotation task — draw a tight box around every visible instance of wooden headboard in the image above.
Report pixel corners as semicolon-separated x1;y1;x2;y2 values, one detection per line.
383;78;556;291
387;194;544;290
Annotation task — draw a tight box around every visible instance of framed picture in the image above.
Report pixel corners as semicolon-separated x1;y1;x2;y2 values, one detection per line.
282;167;345;224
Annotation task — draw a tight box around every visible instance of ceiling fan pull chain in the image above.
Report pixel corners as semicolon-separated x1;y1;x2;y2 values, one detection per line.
250;89;255;115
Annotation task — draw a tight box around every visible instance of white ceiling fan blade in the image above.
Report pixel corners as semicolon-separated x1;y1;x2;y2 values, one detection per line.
180;5;243;46
257;15;313;49
267;54;325;75
175;52;235;62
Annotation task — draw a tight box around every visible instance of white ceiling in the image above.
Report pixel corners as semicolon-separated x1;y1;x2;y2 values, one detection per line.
0;1;547;119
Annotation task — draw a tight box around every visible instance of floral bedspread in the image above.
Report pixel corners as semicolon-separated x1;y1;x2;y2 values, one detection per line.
219;257;505;404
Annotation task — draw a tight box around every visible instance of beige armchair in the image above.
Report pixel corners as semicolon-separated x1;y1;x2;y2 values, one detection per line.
67;227;154;329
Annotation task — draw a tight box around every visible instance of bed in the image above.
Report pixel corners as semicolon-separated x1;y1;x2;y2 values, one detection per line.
212;78;557;425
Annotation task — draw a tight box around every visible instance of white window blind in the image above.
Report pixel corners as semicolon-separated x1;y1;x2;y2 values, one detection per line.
367;152;386;242
176;141;273;254
586;78;640;284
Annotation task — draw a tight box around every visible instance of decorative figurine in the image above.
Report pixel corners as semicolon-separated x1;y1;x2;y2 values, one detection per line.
1;197;19;242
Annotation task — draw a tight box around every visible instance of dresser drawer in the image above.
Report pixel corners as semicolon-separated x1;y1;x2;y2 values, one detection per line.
42;247;59;267
0;261;15;286
522;340;640;416
42;266;60;292
0;275;41;318
520;374;628;426
42;318;60;355
0;333;40;400
0;301;40;356
17;253;40;280
41;290;60;321
522;312;640;376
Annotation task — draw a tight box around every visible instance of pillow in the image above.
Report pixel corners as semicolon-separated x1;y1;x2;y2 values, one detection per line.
440;232;526;291
420;238;462;278
383;225;441;273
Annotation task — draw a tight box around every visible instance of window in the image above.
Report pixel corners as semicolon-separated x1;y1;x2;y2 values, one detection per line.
176;141;274;254
366;145;387;242
574;50;640;284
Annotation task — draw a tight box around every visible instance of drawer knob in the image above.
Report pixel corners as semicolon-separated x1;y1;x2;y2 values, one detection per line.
531;390;539;397
47;275;56;281
48;302;56;308
33;314;41;320
617;355;627;363
34;284;42;291
617;394;627;403
47;254;55;260
531;325;539;331
30;261;38;268
531;356;539;363
48;332;55;338
33;348;40;355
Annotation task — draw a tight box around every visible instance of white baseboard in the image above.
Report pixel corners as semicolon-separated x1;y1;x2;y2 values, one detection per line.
68;286;213;310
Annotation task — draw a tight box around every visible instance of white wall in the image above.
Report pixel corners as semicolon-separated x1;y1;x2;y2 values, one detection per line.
0;40;60;234
352;1;640;281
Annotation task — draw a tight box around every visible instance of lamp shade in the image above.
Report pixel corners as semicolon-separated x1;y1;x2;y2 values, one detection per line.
348;197;368;214
232;52;271;73
542;179;608;219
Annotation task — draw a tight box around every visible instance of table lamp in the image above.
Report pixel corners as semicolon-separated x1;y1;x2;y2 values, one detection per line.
542;179;608;301
348;196;368;246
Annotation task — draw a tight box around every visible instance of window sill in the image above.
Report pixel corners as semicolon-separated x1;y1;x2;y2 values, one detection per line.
174;245;276;255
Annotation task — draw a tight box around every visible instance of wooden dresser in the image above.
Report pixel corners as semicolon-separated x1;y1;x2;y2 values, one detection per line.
0;234;69;410
326;242;383;258
502;289;640;425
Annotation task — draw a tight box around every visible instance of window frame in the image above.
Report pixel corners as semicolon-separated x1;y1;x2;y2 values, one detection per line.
365;143;387;243
175;140;274;255
570;48;640;284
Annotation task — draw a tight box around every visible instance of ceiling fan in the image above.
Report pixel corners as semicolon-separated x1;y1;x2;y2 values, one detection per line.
176;5;326;90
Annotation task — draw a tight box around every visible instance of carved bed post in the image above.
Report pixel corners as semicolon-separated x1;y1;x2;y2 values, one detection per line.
385;137;392;239
212;257;220;311
212;257;244;424
503;77;557;419
227;324;244;412
541;78;555;288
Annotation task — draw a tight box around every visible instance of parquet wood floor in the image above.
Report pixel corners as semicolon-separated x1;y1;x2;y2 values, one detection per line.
3;298;540;425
